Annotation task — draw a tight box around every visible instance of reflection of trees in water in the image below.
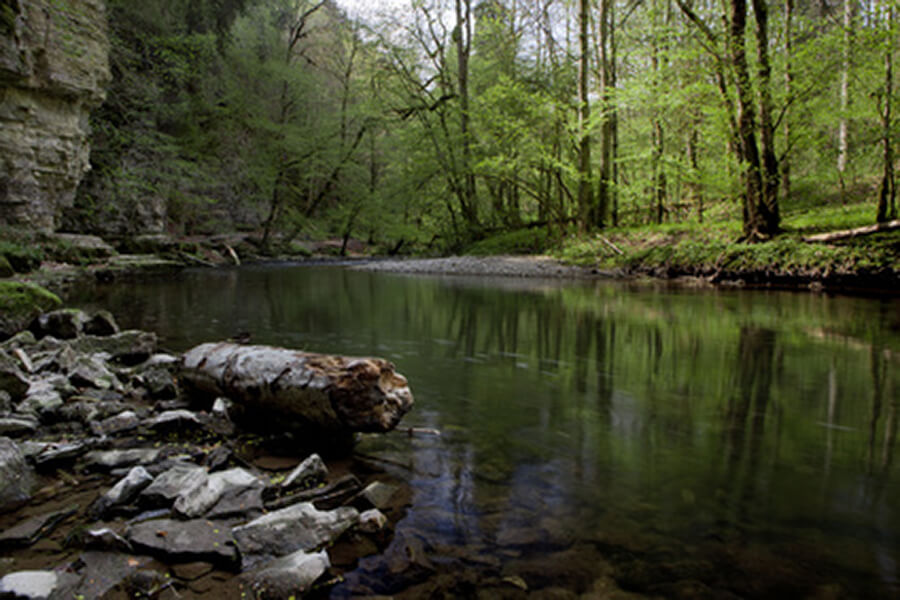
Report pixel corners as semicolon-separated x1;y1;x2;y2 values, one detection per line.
722;327;777;521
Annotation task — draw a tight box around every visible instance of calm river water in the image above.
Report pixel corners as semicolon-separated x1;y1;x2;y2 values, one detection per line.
72;264;900;598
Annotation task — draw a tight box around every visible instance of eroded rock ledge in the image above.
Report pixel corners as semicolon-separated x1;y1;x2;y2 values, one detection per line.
0;0;110;231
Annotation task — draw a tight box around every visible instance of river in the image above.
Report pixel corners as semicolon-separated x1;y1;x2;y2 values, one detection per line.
71;263;900;598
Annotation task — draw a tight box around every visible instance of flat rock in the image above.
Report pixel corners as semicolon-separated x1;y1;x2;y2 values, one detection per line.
0;570;79;600
69;331;157;366
90;410;140;436
0;437;34;512
32;440;93;469
174;467;263;519
0;417;38;437
139;463;208;508
359;481;398;510
241;549;330;600
84;448;162;471
232;502;358;569
143;409;202;432
126;519;238;568
68;551;155;599
0;505;77;549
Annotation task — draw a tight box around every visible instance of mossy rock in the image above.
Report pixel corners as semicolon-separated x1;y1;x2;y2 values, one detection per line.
0;255;13;278
0;281;62;340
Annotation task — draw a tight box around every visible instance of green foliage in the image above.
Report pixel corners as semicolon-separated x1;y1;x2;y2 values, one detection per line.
464;227;556;256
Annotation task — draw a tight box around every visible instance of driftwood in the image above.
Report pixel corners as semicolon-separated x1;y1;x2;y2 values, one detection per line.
803;219;900;243
180;343;414;434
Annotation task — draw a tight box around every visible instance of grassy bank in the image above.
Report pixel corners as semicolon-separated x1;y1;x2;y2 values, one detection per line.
466;200;899;291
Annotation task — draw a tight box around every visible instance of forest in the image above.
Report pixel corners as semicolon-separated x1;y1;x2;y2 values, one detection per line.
66;0;898;262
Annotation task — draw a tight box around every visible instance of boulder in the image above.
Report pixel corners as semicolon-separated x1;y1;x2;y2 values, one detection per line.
0;437;34;512
83;311;119;337
69;331;157;365
180;343;413;434
241;549;330;600
0;282;61;340
90;466;154;518
126;519;238;568
0;350;29;401
232;502;358;569
31;309;89;340
173;467;264;519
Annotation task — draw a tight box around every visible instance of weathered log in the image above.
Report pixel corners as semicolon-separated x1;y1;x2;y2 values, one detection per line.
180;343;414;434
803;219;900;243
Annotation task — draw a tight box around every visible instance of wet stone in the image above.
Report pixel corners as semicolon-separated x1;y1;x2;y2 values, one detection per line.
0;351;30;401
143;410;202;433
139;368;177;400
232;502;359;569
68;355;119;391
126;518;239;568
32;309;89;340
0;417;38;437
90;410;140;436
32;440;93;469
0;505;77;549
67;552;154;599
171;562;214;582
358;509;389;534
358;481;399;510
240;549;330;600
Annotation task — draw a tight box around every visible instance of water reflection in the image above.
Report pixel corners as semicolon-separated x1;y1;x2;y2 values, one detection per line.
70;266;900;597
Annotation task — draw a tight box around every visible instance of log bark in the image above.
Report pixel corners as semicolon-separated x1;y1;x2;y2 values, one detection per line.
180;343;414;434
803;220;900;243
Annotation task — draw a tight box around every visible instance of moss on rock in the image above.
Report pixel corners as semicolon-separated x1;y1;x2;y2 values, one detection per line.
0;281;62;339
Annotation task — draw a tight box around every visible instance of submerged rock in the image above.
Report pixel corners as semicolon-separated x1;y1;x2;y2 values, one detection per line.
180;343;414;434
241;549;331;600
232;502;358;569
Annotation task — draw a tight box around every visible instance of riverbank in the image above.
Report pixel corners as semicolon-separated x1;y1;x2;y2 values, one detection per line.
0;307;414;599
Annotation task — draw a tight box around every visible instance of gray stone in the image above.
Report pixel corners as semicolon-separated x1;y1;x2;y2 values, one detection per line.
83;448;162;471
0;391;11;413
140;463;208;508
139;368;177;399
211;397;232;420
12;348;33;374
18;379;63;418
69;331;157;366
358;509;389;534
0;417;38;437
68;354;119;391
83;311;119;337
0;350;29;401
0;505;77;549
90;466;154;518
32;440;92;468
0;570;79;600
126;519;238;568
32;309;89;340
90;410;140;436
232;502;358;569
241;549;330;600
143;409;202;432
0;331;36;352
0;437;34;511
67;552;154;599
281;453;328;492
173;467;263;519
29;345;77;376
359;481;399;510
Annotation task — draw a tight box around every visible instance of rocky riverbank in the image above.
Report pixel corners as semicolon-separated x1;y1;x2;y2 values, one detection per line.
0;307;413;599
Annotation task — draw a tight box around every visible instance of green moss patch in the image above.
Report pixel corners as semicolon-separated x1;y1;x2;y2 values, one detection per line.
0;281;62;339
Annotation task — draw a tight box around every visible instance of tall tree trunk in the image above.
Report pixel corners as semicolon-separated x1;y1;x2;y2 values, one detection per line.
728;0;767;239
597;0;613;227
651;0;670;224
781;0;793;202
687;128;703;222
577;0;595;231
455;0;478;229
610;0;620;227
877;0;895;222
751;0;780;231
837;0;852;199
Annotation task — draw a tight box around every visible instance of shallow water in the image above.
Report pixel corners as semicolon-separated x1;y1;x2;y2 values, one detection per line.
72;264;900;598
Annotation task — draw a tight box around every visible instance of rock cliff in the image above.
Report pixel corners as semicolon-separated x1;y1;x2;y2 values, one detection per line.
0;0;109;232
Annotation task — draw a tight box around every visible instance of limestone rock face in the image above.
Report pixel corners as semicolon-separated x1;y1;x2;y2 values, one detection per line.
0;0;110;231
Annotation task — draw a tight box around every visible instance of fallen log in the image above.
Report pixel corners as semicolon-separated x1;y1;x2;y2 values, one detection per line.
180;343;414;435
803;219;900;243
